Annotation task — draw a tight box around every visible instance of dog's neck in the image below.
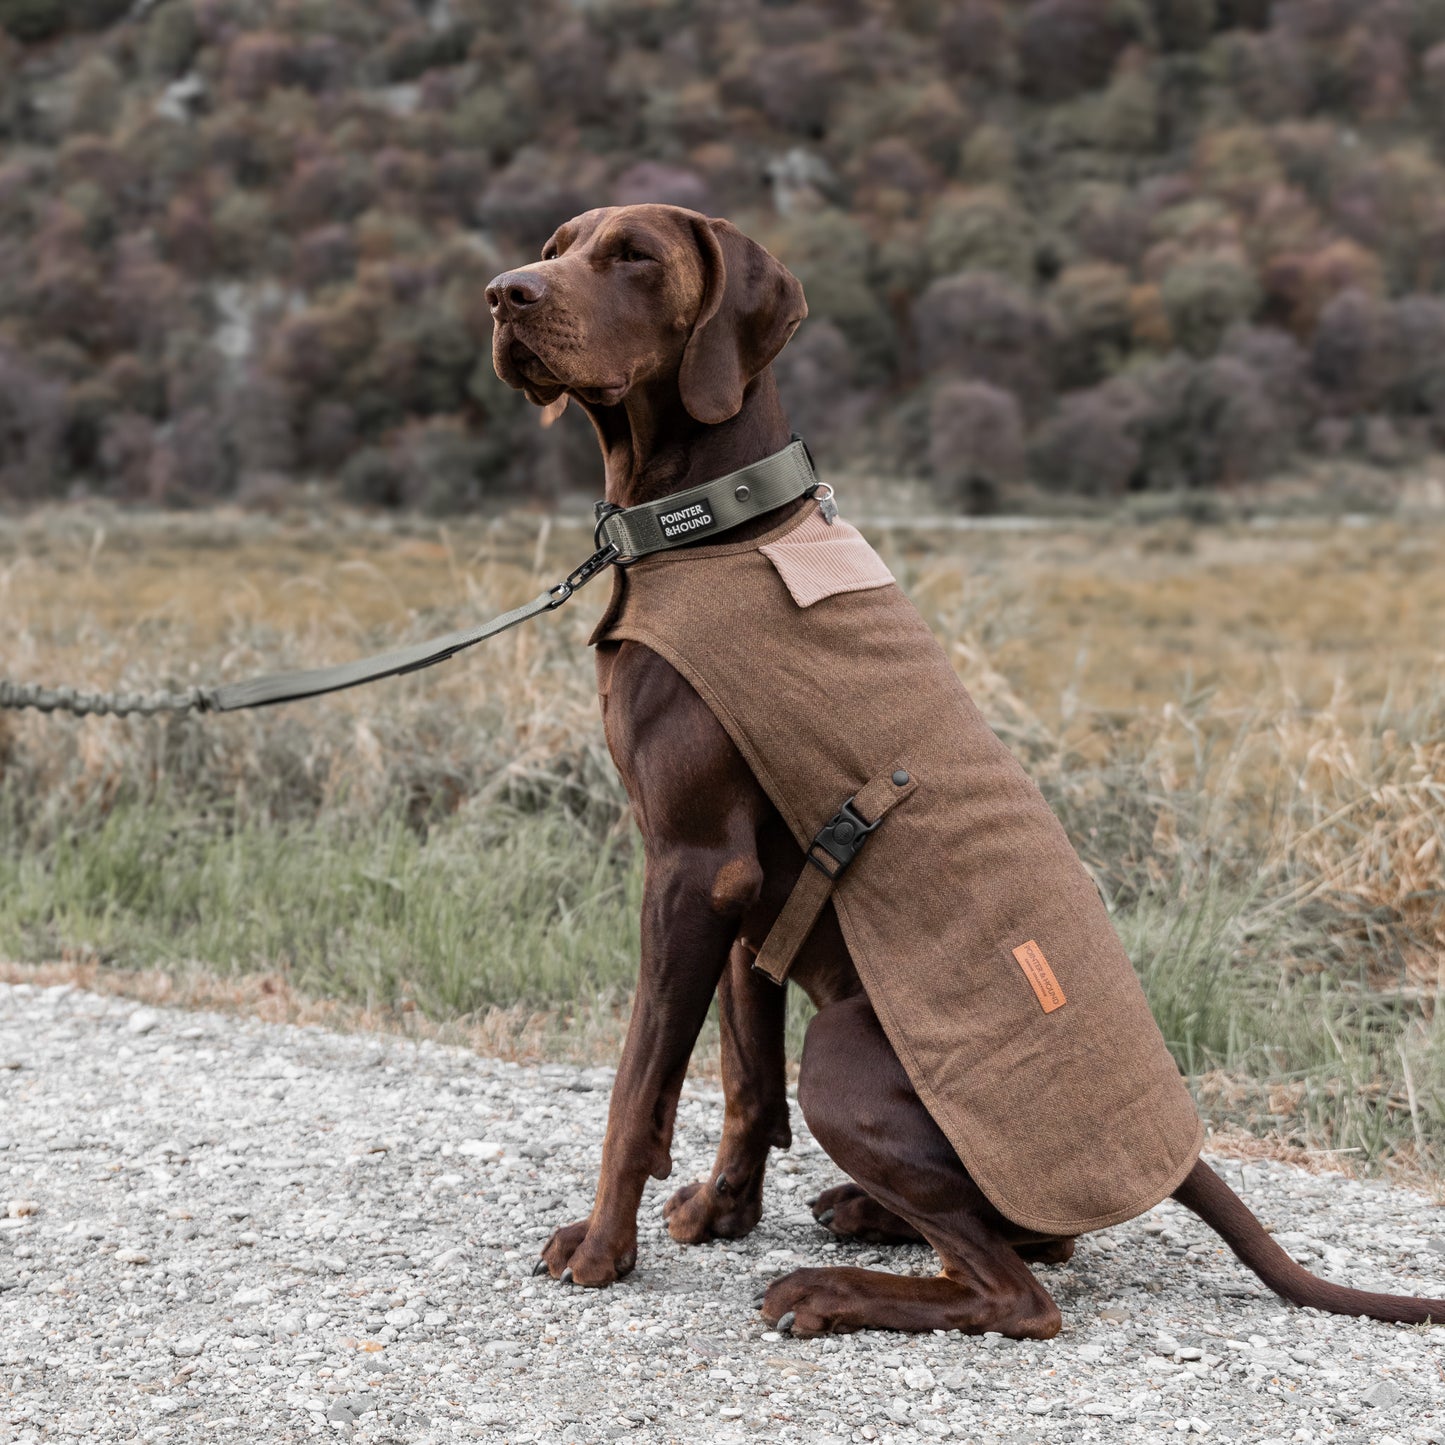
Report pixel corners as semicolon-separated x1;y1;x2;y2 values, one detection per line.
580;370;793;510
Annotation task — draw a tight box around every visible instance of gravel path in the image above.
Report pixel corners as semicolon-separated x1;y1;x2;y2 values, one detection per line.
3;980;1444;1445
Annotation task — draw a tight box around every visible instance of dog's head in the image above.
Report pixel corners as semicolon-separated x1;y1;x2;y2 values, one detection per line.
486;204;806;425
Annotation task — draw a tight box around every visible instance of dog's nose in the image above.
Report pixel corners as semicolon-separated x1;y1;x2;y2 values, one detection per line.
486;269;548;317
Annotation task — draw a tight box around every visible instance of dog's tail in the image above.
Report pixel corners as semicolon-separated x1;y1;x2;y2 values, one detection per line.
1172;1158;1445;1324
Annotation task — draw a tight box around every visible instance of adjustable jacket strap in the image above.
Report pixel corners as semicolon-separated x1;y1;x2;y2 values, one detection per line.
597;439;817;560
752;766;918;985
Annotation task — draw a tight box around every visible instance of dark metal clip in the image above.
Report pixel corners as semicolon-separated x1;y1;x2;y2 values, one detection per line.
807;797;880;876
547;542;619;608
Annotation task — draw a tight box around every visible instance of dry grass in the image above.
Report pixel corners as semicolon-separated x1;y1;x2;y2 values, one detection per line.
1;499;1443;1180
0;954;639;1069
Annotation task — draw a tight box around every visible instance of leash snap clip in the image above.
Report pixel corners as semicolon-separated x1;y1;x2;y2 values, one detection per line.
548;541;620;609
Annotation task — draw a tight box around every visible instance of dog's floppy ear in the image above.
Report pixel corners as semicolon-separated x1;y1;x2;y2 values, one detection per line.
679;217;807;426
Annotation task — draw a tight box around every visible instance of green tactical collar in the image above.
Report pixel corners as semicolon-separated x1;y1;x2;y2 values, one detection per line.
593;437;820;562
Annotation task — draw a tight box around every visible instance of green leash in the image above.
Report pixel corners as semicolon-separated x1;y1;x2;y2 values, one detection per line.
0;440;821;718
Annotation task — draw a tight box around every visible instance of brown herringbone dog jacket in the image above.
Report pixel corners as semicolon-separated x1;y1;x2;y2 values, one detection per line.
591;503;1203;1236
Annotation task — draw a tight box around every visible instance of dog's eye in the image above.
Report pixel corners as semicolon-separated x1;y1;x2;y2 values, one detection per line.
618;245;655;265
541;243;558;260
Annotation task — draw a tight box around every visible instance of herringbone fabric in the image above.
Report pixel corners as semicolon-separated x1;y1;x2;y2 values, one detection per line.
590;502;1202;1236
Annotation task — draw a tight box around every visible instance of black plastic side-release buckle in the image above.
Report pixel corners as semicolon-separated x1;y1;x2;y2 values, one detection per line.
807;797;881;878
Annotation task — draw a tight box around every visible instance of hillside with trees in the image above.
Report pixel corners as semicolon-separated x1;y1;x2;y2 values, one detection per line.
3;0;1445;511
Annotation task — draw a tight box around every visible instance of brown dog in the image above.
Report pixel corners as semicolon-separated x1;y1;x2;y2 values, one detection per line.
487;204;1443;1337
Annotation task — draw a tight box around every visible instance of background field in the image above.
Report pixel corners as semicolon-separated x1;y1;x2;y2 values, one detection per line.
3;499;1443;1185
11;0;1445;513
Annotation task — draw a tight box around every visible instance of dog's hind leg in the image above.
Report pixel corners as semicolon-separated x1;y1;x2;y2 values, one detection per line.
808;1184;1075;1263
809;1183;926;1245
761;993;1062;1339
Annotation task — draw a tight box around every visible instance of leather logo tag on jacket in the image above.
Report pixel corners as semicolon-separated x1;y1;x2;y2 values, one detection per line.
1012;939;1066;1014
659;500;716;539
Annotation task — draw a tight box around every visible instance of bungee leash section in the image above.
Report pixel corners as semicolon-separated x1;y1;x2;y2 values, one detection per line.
1;439;823;719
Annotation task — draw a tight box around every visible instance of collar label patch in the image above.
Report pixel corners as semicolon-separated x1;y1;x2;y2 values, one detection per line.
1012;939;1066;1014
658;499;717;539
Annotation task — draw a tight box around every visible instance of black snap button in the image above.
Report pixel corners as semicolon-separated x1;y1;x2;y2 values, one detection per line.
892;769;910;786
833;820;856;844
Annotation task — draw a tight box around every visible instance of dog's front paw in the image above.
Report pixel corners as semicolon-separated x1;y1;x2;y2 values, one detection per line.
663;1175;763;1244
536;1217;636;1287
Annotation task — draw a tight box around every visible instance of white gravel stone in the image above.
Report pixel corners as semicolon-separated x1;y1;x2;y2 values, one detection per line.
126;1006;160;1035
457;1139;504;1160
2;979;1443;1444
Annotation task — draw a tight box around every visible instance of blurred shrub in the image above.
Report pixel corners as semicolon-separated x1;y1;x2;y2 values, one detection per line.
1310;287;1388;414
722;41;844;137
295;224;358;292
70;0;128;29
0;347;65;498
98;411;157;500
1153;0;1217;51
380;24;471;84
0;0;64;43
770;210;896;381
928;379;1024;512
340;446;404;509
1195;124;1281;205
957;124;1016;186
1260;238;1382;335
534;20;611;127
300;400;357;473
399;418;496;515
1054;261;1134;386
213;191;281;274
772;320;870;461
1134;353;1287;487
939;1;1016;84
284;155;377;231
1426;43;1445;147
69;55;123;137
1219;323;1316;436
914;271;1059;419
1159;252;1259;355
1019;0;1146;100
1030;380;1145;495
144;2;200;79
924;187;1038;286
452;82;538;164
3;0;1445;509
223;373;294;481
612;162;710;213
1388;295;1445;434
831;81;970;176
340;422;495;514
150;406;231;502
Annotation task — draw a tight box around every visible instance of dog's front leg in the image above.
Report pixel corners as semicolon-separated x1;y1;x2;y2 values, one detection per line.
537;645;769;1288
663;939;790;1243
